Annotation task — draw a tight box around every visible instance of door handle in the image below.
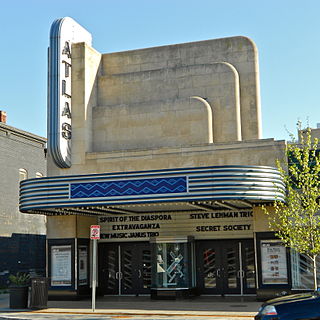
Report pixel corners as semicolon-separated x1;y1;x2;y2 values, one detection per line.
116;272;123;279
237;270;245;278
138;269;142;278
216;268;221;278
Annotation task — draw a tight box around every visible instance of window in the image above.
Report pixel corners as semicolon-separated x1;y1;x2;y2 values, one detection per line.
291;250;320;289
19;169;28;181
36;172;43;178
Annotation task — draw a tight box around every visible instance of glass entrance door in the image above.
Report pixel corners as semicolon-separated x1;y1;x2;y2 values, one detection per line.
99;243;118;295
196;240;255;295
241;240;256;294
99;242;151;295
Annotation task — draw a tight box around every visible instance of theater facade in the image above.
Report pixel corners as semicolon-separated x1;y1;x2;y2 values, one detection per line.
20;17;299;299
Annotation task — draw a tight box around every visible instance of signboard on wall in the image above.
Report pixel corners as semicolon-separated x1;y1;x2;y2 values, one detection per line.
99;210;253;241
51;245;72;286
261;240;288;284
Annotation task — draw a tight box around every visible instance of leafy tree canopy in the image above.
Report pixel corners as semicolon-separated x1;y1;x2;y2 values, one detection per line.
264;125;320;290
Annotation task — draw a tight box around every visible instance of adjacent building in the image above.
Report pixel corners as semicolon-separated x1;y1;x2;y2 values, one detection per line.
0;111;46;287
19;17;318;299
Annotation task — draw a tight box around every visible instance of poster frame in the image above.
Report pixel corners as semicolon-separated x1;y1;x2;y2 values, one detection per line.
255;232;292;289
260;239;288;285
48;239;75;290
78;245;88;286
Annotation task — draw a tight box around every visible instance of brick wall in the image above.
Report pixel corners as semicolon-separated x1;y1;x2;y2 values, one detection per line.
0;123;47;286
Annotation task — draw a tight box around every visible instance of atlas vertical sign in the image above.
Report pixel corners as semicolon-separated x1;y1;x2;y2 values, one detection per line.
48;17;92;168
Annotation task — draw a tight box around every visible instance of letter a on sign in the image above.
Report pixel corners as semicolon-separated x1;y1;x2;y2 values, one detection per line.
90;225;100;240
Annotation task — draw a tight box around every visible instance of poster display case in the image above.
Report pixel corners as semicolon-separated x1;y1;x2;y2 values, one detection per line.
51;245;72;286
48;239;90;299
261;240;288;285
78;246;88;286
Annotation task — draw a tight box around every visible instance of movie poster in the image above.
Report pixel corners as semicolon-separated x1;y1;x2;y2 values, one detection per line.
261;240;288;284
78;246;88;286
51;245;72;286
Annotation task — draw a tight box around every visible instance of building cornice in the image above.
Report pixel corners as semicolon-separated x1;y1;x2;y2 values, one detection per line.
0;122;46;144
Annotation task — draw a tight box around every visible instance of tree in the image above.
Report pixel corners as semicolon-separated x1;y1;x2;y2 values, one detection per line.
264;125;320;290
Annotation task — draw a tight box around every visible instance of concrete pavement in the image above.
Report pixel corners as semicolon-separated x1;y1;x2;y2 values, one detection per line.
0;294;261;319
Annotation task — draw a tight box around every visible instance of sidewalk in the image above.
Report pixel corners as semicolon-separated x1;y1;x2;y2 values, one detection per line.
0;294;261;319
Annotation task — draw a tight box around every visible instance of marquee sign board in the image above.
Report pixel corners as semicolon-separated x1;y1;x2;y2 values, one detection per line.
99;210;253;241
48;17;92;168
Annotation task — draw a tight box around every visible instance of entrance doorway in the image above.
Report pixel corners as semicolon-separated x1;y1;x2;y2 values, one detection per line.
99;242;151;295
196;240;256;295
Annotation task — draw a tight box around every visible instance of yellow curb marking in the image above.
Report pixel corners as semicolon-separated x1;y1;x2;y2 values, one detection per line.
30;310;254;318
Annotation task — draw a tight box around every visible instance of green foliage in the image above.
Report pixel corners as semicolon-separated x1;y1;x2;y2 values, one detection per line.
263;125;320;290
8;272;30;287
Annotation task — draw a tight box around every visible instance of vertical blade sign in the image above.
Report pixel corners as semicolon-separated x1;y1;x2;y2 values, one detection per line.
48;17;92;168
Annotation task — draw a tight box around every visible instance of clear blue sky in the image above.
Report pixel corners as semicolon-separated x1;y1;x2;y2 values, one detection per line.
0;0;319;140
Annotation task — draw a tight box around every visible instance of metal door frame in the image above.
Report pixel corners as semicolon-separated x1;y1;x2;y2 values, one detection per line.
99;242;151;296
196;239;255;296
117;245;122;295
219;240;241;295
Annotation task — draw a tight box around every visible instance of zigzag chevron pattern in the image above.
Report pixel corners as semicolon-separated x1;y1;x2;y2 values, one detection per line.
70;177;187;198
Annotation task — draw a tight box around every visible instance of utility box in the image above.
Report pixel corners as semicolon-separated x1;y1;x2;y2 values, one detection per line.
30;277;48;309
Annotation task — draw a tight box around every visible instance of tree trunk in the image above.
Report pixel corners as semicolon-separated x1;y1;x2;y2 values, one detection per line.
312;255;318;291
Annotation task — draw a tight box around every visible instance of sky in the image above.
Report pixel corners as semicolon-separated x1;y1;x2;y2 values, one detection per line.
0;0;319;141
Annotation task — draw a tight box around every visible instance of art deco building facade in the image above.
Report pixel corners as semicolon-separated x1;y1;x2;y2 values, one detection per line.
19;18;316;299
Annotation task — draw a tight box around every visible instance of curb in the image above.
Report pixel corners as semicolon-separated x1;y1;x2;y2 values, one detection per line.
1;309;256;318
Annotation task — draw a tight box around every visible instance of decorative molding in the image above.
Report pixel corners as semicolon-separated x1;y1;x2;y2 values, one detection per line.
70;177;188;199
19;165;284;215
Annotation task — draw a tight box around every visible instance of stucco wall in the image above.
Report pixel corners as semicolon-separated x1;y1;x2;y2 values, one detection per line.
48;37;285;177
99;36;261;141
72;138;285;175
47;215;97;239
92;36;260;152
94;62;241;150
